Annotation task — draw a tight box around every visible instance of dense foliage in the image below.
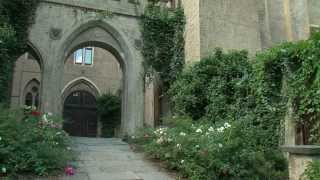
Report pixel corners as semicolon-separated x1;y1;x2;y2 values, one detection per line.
141;3;185;92
169;48;252;121
132;117;288;180
0;21;17;104
97;94;121;137
169;48;281;147
303;160;320;180
254;33;320;144
0;107;74;176
0;0;39;104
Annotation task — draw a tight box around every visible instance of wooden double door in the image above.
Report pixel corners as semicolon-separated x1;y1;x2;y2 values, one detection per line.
63;91;98;137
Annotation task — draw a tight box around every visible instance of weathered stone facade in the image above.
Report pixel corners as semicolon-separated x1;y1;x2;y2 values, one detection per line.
15;0;147;136
181;0;315;63
11;48;122;109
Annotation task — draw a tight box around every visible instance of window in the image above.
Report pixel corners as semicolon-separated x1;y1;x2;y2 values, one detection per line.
24;86;39;109
73;47;94;65
23;80;40;109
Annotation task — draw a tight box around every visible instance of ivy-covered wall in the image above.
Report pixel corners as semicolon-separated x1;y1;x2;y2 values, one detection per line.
0;0;39;104
141;2;185;92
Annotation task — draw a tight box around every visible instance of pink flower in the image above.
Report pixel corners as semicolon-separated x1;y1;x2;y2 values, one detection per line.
64;166;75;176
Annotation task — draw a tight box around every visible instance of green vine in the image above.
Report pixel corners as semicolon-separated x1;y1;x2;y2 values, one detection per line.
254;32;320;145
141;3;185;92
0;0;40;104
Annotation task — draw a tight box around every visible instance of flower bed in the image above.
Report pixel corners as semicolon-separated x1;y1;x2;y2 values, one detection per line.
0;106;74;177
131;117;288;180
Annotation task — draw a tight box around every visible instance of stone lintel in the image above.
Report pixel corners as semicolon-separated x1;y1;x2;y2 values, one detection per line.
282;145;320;155
42;0;142;17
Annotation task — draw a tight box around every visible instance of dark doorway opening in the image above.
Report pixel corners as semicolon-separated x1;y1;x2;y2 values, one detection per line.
63;90;98;137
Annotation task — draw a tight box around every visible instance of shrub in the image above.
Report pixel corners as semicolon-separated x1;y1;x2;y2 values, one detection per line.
303;160;320;180
0;106;74;176
97;94;121;137
169;48;252;121
132;117;288;180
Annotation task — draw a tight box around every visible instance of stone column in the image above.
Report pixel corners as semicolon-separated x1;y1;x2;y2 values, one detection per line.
40;49;64;116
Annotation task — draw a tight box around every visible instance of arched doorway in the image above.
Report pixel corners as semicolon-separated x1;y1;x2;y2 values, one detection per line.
63;90;98;137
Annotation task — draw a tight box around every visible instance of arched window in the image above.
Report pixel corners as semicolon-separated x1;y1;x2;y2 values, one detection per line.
25;93;33;106
23;79;40;109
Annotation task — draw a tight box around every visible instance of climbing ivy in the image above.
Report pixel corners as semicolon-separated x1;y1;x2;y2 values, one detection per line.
253;32;320;145
141;2;185;92
0;0;39;104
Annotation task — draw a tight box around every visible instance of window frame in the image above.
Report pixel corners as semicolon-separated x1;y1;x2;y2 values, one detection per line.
73;47;94;66
84;47;94;66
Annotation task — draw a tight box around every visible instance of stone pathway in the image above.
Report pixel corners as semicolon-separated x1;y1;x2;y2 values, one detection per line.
68;137;175;180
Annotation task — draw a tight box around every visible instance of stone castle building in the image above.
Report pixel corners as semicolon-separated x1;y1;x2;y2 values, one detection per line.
9;0;320;138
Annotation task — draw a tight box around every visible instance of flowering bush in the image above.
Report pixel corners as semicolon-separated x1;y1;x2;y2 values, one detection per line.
0;106;74;176
131;117;288;179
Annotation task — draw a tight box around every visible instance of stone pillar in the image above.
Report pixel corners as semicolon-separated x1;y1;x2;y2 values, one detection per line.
282;146;320;180
40;53;64;116
144;75;160;127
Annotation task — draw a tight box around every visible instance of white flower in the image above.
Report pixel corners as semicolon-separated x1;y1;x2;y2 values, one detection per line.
0;137;2;141
196;128;202;133
217;127;225;133
195;145;200;148
208;126;214;132
224;122;231;128
56;132;62;135
42;114;48;123
181;160;185;164
157;137;164;144
131;135;136;139
176;144;182;149
179;132;186;136
54;142;59;145
218;143;223;148
67;147;71;150
1;167;6;173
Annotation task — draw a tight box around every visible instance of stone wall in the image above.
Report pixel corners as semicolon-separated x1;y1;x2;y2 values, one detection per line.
10;53;41;108
180;0;201;63
63;47;122;96
199;0;262;57
308;0;320;26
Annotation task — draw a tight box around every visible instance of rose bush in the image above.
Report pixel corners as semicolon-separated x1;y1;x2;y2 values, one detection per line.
0;106;74;176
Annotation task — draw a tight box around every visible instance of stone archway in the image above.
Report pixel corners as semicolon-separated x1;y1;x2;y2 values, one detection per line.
28;2;145;136
57;21;144;136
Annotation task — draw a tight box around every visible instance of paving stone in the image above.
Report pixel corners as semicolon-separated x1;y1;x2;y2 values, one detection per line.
70;137;175;180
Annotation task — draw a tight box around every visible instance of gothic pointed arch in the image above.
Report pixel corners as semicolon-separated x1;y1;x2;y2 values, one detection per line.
22;79;41;109
61;78;100;104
